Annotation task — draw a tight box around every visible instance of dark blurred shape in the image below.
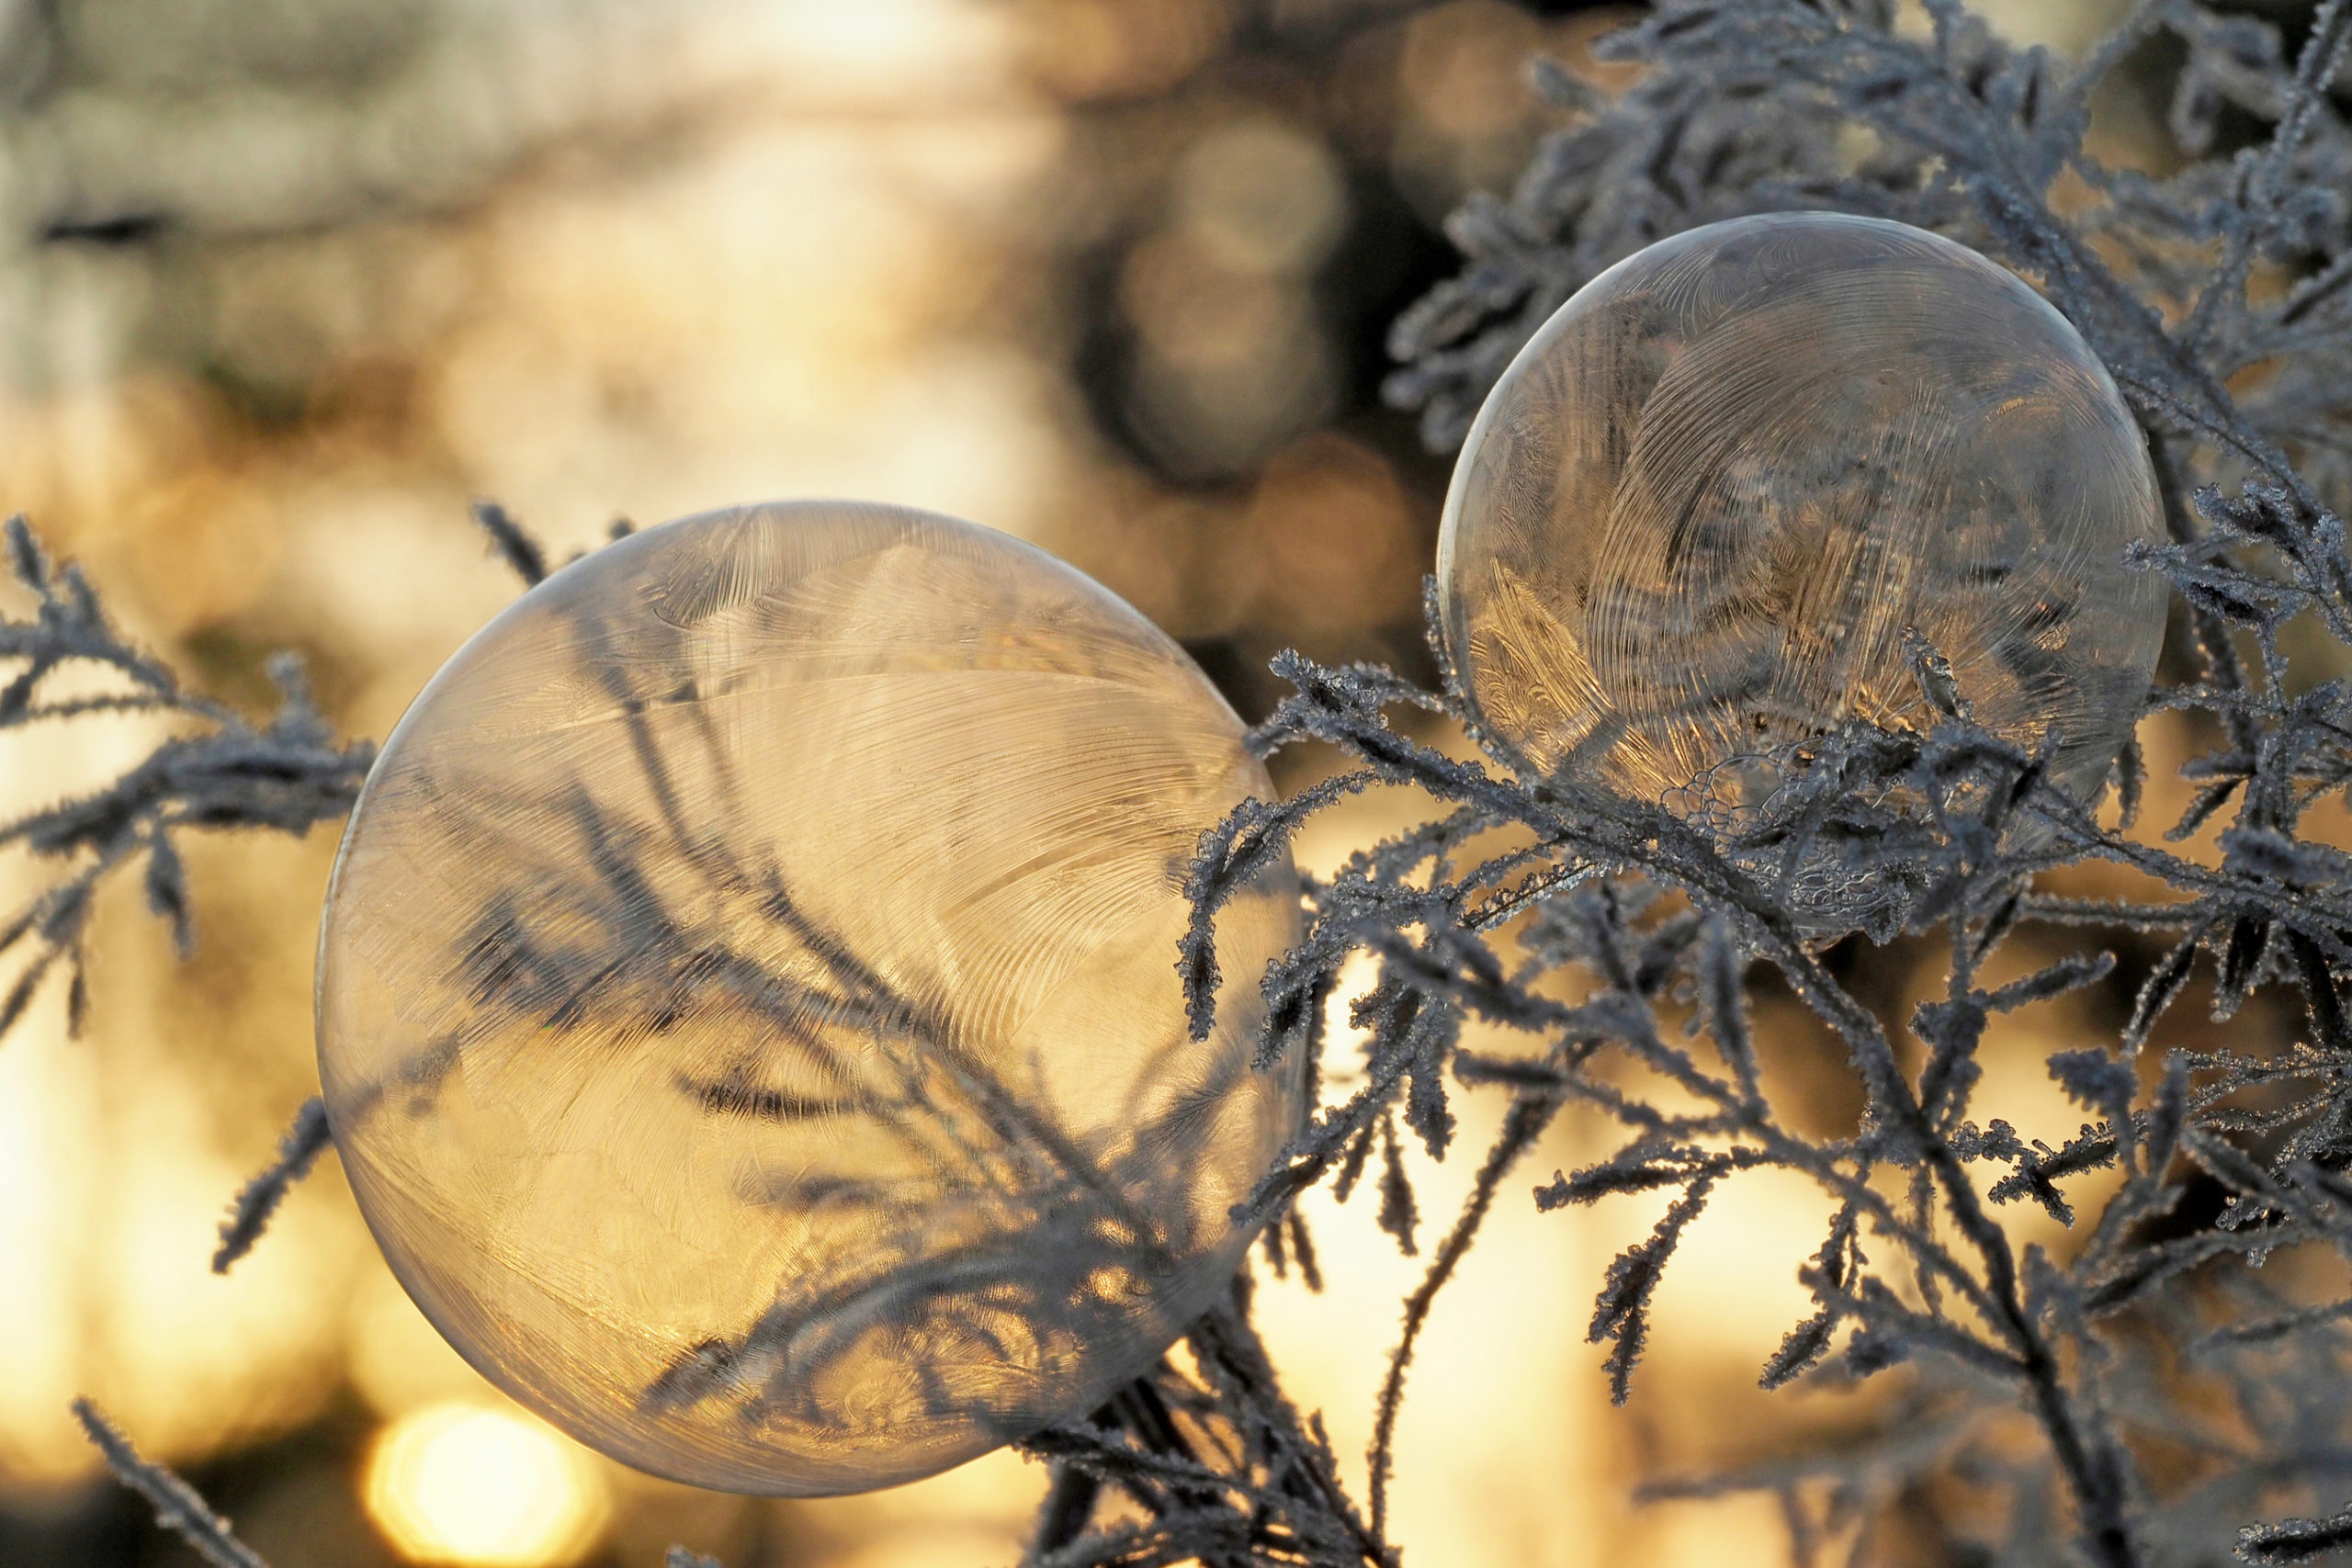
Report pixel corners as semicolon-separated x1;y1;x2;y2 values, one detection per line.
0;1482;144;1568
1022;0;1626;714
1046;0;1606;487
40;212;169;246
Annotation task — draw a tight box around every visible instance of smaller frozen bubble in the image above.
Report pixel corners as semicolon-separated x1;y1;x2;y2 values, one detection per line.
1437;213;2166;926
316;501;1304;1495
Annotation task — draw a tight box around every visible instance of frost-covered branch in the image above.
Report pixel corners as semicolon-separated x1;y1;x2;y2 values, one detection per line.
73;1399;271;1568
0;515;373;1041
1078;4;2352;1566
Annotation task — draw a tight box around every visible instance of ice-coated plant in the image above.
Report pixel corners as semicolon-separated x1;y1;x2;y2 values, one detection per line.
12;3;2352;1566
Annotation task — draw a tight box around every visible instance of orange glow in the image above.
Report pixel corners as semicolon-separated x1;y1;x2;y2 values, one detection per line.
365;1404;611;1567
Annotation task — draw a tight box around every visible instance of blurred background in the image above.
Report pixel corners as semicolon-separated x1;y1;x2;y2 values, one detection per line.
0;0;2277;1564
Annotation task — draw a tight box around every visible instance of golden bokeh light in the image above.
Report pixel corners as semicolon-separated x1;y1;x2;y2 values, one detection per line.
0;707;358;1483
1171;120;1349;276
364;1403;611;1568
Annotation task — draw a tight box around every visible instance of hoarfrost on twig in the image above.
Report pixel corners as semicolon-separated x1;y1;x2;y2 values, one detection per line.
72;1399;271;1568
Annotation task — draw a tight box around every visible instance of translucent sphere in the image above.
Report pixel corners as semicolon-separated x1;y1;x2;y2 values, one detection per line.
317;501;1304;1495
1439;212;2165;880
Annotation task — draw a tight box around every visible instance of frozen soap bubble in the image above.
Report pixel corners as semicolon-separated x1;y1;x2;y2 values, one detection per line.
1437;212;2165;927
316;501;1304;1495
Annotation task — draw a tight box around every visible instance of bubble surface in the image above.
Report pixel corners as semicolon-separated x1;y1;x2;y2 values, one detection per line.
317;501;1303;1495
1438;213;2165;873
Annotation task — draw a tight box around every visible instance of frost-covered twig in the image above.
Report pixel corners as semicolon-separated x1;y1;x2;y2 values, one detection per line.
1069;4;2352;1566
471;499;548;587
73;1398;271;1568
211;1097;334;1273
0;515;373;1041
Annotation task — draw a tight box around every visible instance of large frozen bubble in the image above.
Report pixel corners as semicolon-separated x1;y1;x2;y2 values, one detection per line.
317;501;1304;1495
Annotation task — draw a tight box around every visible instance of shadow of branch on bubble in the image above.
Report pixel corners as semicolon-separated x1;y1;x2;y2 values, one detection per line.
302;502;1310;1498
27;1;2352;1565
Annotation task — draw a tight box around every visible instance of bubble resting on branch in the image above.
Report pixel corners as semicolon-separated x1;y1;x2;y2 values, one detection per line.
44;2;2352;1564
311;502;1305;1494
1169;2;2352;1564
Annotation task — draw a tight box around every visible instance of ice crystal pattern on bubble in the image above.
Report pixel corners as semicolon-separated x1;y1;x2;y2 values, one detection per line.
1439;212;2166;932
312;502;1305;1495
26;1;2352;1565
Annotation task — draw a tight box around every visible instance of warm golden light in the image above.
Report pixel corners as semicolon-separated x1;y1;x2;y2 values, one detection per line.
364;1403;610;1567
